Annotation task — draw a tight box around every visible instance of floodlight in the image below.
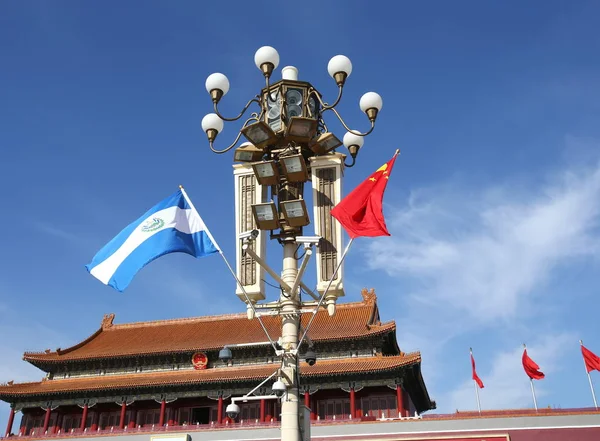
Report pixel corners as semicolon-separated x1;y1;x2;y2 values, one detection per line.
233;142;264;163
251;202;280;230
252;161;279;186
285;117;318;143
241;121;278;149
280;199;310;227
280;154;309;183
309;132;342;155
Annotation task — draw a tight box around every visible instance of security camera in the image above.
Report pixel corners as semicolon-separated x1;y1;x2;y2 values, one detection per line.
239;230;259;241
225;403;240;420
272;379;287;397
295;236;322;246
304;347;317;366
219;346;232;364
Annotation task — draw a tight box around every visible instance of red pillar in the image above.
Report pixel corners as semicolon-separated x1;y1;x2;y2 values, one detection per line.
158;400;166;426
265;401;272;422
5;408;15;437
350;388;356;419
42;408;51;434
396;385;405;417
217;397;223;424
91;411;99;431
80;405;88;431
119;403;126;429
128;409;137;428
259;399;265;423
54;412;63;434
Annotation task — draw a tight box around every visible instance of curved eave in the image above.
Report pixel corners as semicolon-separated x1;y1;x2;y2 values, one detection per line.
0;353;420;400
406;361;435;413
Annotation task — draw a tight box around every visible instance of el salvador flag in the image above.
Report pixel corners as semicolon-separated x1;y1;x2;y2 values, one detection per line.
86;189;219;291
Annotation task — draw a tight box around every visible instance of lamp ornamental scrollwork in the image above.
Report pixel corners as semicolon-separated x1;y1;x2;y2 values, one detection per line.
200;46;382;169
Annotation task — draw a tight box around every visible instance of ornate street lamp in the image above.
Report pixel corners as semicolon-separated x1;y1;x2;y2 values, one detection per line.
200;46;382;441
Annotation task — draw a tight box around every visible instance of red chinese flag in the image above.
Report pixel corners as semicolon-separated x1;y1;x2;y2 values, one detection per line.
471;353;484;388
522;349;545;380
331;153;397;238
581;345;600;373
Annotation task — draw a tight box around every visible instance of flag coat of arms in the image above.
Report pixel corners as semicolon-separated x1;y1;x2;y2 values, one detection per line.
86;189;219;291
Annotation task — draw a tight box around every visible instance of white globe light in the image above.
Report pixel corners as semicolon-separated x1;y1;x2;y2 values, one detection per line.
359;92;383;112
254;46;280;70
343;131;364;148
201;113;224;133
327;55;353;78
205;73;230;95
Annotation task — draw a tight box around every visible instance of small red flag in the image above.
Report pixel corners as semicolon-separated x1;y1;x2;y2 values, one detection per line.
331;153;397;238
471;353;484;388
581;345;600;373
522;349;545;380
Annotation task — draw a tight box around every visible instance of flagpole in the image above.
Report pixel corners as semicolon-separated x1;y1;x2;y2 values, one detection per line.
470;348;481;414
529;378;538;411
474;381;481;413
298;238;354;348
523;343;539;411
179;185;278;351
580;340;599;409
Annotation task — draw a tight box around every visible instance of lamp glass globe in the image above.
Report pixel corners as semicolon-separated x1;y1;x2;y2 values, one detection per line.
343;131;364;148
254;46;280;69
327;55;353;78
205;73;230;95
359;92;383;112
201;113;224;133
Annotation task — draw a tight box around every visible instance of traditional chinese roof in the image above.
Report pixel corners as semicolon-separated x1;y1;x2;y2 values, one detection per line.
23;290;394;365
0;353;421;398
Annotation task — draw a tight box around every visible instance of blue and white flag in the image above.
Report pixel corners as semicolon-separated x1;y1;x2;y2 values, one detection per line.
86;189;219;291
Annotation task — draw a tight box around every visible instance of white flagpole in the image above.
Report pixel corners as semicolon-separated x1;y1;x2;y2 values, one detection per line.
179;185;277;350
530;378;538;411
474;381;481;414
580;340;599;409
523;343;539;411
470;348;481;414
298;238;354;347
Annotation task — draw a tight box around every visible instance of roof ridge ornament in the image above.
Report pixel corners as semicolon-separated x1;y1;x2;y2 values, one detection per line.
360;288;377;304
101;313;115;330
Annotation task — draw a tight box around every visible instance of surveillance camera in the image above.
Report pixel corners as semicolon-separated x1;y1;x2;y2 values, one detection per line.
272;379;287;397
219;346;232;363
295;236;322;246
304;348;317;366
239;230;259;241
225;403;240;420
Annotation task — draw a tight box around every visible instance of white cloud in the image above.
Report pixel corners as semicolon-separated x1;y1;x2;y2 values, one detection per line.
366;159;600;324
358;146;600;410
445;333;575;411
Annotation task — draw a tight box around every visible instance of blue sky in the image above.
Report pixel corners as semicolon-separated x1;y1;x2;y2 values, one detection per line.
1;0;600;430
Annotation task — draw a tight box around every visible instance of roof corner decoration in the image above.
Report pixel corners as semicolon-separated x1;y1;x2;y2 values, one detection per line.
101;313;116;330
361;288;377;304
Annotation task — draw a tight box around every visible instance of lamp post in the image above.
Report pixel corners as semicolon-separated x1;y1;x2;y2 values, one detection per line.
201;46;382;441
